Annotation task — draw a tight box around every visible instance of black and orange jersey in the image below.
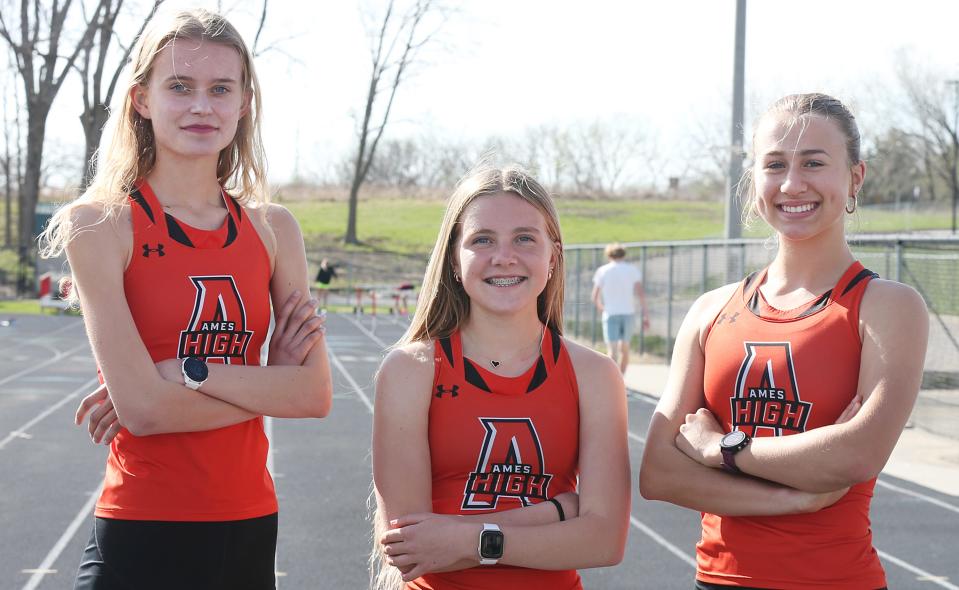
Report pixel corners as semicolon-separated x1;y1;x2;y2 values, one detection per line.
409;327;582;590
95;180;276;522
699;261;885;589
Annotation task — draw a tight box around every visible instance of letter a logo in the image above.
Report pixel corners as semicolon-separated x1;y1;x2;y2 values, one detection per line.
731;342;812;436
177;276;254;364
462;418;553;510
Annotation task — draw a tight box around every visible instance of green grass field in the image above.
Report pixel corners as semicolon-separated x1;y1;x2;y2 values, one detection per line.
286;198;954;252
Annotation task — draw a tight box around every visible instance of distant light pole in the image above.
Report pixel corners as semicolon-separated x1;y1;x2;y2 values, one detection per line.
947;79;959;234
725;0;747;241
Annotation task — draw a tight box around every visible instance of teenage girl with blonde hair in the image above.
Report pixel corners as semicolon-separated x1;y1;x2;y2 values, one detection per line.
41;8;331;589
640;93;928;589
370;164;630;589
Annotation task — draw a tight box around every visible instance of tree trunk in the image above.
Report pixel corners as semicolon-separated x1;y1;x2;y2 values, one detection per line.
79;102;110;189
18;101;49;294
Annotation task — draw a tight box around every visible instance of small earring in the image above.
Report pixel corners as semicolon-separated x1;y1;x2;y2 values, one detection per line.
845;195;857;215
548;267;554;280
453;272;461;283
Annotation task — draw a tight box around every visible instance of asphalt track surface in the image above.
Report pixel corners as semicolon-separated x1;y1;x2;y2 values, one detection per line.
1;313;957;589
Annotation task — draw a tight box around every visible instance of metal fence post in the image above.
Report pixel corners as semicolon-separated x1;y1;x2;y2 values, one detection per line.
895;241;903;283
591;248;600;347
702;243;709;293
666;245;674;361
574;248;582;339
640;246;647;355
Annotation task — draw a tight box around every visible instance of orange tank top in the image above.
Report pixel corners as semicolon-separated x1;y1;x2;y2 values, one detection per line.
95;180;277;522
408;328;582;590
699;261;885;589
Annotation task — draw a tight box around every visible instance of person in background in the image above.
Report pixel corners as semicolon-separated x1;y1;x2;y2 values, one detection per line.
639;93;928;590
592;243;648;373
314;258;337;309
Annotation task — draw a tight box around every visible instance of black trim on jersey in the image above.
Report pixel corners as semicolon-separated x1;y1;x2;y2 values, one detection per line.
525;356;548;393
164;214;195;248
747;288;761;316
550;328;561;363
227;195;243;222
841;267;878;296
463;358;492;392
796;290;832;319
439;337;455;369
224;214;238;247
130;189;155;223
742;270;760;292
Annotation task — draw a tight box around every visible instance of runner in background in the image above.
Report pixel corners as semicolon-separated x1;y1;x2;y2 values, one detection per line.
314;258;337;309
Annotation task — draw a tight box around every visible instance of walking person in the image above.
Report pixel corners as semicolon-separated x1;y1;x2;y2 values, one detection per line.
314;257;337;309
40;9;332;589
371;164;630;589
592;243;648;373
639;93;928;590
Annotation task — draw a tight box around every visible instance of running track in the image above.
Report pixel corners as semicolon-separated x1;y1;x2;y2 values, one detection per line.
0;313;956;589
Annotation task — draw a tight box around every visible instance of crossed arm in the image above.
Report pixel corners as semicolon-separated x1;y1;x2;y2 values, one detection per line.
69;203;332;440
639;280;928;515
372;340;630;582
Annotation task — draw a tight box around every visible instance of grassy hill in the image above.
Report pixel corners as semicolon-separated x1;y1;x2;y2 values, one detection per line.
285;197;953;254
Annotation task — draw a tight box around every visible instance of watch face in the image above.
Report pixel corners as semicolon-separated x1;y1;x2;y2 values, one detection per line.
721;430;747;448
480;530;504;559
184;357;209;381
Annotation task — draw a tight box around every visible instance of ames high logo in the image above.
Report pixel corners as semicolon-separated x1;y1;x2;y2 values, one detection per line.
731;342;812;436
462;418;553;510
178;276;254;363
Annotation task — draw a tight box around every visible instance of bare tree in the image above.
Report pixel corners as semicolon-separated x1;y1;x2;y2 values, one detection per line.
897;59;959;232
76;0;164;189
0;0;107;285
345;0;445;244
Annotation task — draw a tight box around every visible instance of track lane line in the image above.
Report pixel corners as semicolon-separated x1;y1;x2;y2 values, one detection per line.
0;342;90;389
20;483;102;590
0;376;99;451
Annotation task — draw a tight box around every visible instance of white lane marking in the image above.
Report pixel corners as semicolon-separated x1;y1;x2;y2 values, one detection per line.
340;314;391;350
876;479;959;515
0;376;99;451
0;319;84;354
0;342;90;388
629;515;696;568
878;549;959;589
328;347;374;413
628;430;646;444
21;484;102;590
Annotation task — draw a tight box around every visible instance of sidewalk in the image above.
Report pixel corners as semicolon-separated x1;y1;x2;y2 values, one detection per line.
623;362;959;497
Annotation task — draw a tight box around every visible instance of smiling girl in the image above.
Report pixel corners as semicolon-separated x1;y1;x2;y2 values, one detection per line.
640;93;928;590
41;9;331;589
370;164;630;589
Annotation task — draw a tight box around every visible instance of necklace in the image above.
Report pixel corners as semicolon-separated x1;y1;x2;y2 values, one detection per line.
463;328;545;371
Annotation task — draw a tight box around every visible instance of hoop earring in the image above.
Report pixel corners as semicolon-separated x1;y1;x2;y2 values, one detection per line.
548;267;554;280
845;195;857;215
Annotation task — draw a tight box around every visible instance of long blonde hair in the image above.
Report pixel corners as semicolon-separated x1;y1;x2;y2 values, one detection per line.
40;7;267;258
399;163;566;346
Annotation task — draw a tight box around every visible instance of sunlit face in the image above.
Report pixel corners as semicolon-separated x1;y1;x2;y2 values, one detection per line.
752;114;865;242
454;192;557;318
132;39;248;164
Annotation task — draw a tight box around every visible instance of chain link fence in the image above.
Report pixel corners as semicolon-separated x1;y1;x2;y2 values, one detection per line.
564;236;959;437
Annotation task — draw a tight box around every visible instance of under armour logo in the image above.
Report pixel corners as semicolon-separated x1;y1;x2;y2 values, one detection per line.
142;243;165;258
435;384;459;398
716;311;740;325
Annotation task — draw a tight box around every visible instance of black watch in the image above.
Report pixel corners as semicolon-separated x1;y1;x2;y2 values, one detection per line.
181;357;209;390
478;523;504;565
720;430;751;473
